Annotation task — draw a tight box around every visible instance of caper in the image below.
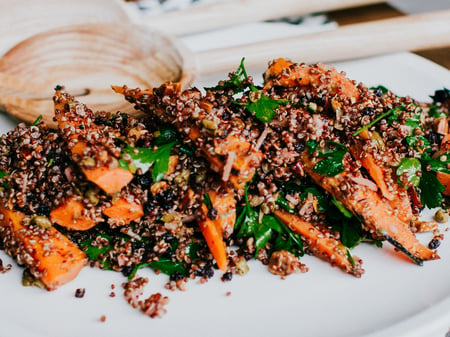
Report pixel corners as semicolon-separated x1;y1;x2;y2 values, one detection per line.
30;215;52;229
434;208;448;223
202;119;217;131
85;189;99;206
80;157;96;169
22;269;46;289
371;131;386;151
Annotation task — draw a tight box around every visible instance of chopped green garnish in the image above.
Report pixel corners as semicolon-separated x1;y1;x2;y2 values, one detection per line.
247;93;285;123
203;193;213;210
396;158;421;187
332;198;353;219
307;140;347;177
79;234;113;270
31;115;43;126
119;142;176;182
422;152;450;174
0;170;7;178
353;106;401;136
275;193;295;213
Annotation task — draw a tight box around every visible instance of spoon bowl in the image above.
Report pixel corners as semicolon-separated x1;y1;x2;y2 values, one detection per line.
0;23;195;125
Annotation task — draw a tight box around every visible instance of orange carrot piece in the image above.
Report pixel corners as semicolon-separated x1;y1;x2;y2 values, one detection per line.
301;152;438;264
83;166;133;195
199;190;236;271
103;198;144;225
437;171;450;196
50;196;97;231
53;88;133;195
1;205;87;290
264;58;360;101
273;209;364;277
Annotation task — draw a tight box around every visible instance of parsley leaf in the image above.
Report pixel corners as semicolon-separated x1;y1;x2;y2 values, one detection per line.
422;152;450;174
236;187;303;256
419;170;444;208
79;234;113;270
0;170;7;179
247;94;282;123
119;142;176;182
396;158;421;187
307;140;347;177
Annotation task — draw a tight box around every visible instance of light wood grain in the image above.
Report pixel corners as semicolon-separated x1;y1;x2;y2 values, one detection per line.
196;9;450;74
143;0;386;36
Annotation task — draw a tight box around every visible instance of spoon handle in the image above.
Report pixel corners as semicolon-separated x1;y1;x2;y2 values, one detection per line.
143;0;386;36
196;9;450;75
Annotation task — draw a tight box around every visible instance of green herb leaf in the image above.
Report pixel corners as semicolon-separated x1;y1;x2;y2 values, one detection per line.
396;158;421;187
247;94;285;123
332;198;353;218
206;58;249;93
419;170;444;208
307;141;347;177
31;115;43;126
0;170;7;178
300;187;329;212
120;142;176;182
422;152;450;174
79;234;113;270
353;106;402;136
406;135;430;153
275;193;295;213
203;193;213;210
155;127;178;145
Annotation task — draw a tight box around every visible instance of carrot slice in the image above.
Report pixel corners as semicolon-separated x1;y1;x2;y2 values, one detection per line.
199;189;236;271
0;205;87;290
273;209;364;277
53;88;133;194
264;58;360;102
103;198;144;225
301;152;438;264
50;196;96;231
83;166;133;195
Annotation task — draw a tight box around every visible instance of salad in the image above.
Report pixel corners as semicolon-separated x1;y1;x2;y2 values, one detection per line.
0;58;448;317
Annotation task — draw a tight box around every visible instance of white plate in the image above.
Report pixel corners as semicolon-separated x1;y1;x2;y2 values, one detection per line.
0;52;449;337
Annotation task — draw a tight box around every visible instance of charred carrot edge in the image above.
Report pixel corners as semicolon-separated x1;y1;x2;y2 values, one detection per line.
263;58;360;102
0;205;87;290
301;152;438;264
50;196;96;231
273;209;364;277
53;88;133;194
349;137;413;223
198;190;236;271
103;198;144;225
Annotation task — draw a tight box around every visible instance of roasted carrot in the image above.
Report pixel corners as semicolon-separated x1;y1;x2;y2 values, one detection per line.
350;133;413;223
53;88;133;194
0;205;87;290
199;189;236;271
301;151;438;264
50;196;97;231
263;58;360;102
273;209;364;277
103;198;144;225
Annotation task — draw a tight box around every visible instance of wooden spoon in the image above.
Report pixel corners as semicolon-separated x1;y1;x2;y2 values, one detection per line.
0;9;449;125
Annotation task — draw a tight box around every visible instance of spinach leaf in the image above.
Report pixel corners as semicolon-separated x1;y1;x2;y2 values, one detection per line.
419;170;444;208
79;234;113;270
422;152;450;174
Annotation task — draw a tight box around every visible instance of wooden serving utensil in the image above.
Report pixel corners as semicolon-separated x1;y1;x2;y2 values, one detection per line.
0;10;449;125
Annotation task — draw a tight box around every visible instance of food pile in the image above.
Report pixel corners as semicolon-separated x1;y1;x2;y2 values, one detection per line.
0;58;449;314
